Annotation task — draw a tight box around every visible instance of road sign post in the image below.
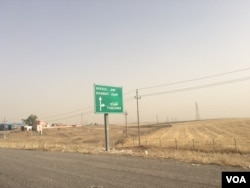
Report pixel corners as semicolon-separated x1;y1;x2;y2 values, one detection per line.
104;113;109;151
94;84;123;151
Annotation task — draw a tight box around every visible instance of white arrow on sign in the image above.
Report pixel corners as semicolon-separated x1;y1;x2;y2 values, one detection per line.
99;97;105;111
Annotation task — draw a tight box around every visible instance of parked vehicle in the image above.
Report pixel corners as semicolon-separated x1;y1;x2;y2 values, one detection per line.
0;124;11;131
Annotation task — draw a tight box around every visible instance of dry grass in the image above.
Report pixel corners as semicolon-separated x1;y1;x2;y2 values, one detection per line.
0;125;124;153
0;119;250;168
122;119;250;153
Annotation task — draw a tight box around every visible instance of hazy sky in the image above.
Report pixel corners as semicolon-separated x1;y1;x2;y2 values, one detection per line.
1;0;250;124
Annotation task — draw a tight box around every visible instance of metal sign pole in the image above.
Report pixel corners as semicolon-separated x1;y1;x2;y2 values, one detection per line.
124;111;128;137
104;113;109;151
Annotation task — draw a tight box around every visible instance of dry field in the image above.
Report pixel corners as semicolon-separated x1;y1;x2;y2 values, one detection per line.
123;119;250;153
119;118;250;168
0;118;250;168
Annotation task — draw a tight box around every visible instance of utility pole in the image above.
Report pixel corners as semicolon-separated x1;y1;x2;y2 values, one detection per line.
135;89;141;146
81;113;83;125
124;111;128;137
3;117;6;124
196;102;200;120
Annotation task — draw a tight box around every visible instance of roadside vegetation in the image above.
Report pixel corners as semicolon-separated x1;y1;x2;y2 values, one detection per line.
0;118;249;168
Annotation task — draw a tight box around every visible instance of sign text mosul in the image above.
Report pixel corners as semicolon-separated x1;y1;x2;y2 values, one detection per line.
94;85;123;114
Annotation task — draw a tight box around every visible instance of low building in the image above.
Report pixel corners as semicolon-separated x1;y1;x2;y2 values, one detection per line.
0;123;18;131
0;124;9;131
33;120;47;134
23;125;32;131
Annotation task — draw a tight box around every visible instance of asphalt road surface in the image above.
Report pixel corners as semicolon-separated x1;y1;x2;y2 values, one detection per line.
0;148;245;188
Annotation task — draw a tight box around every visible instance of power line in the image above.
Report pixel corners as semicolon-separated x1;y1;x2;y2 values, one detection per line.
45;110;93;122
124;96;135;103
124;89;136;95
43;96;136;123
42;67;250;123
139;67;250;90
42;106;93;119
141;76;250;97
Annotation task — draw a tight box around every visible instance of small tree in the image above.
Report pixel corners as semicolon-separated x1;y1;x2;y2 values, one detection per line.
22;114;38;126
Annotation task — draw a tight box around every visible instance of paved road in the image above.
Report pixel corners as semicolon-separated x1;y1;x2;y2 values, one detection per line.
0;148;245;188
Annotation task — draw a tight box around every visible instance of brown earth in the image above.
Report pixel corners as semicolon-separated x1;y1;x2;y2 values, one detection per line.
0;118;250;168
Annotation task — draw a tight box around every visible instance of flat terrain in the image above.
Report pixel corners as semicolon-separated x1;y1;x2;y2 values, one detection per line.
136;118;250;153
0;148;246;188
122;119;250;168
0;118;250;168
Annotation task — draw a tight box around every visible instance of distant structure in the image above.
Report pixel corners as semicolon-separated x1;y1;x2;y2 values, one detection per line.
195;102;201;120
33;120;47;134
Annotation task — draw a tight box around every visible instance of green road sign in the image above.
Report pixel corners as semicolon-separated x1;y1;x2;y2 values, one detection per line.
94;84;123;114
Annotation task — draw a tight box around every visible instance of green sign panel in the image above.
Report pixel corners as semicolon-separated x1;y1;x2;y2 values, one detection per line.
94;84;123;114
